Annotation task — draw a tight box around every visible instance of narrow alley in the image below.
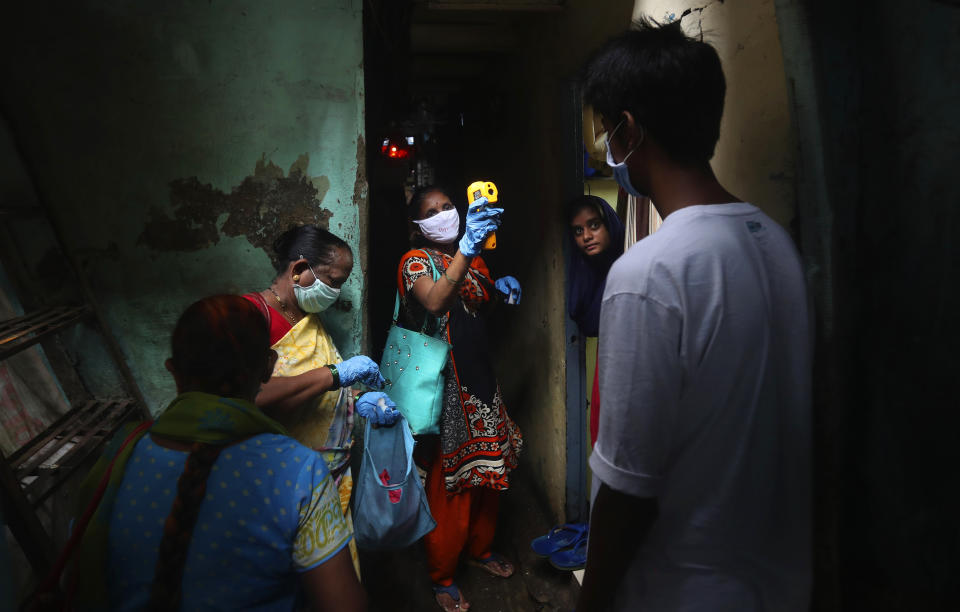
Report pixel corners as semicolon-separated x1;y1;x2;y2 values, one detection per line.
1;1;958;611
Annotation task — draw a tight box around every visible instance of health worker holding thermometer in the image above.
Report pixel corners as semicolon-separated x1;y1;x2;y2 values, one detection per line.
396;184;523;612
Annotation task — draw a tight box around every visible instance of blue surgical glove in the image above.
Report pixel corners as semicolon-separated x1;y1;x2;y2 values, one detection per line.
356;392;400;426
495;276;522;304
458;196;504;258
335;355;386;389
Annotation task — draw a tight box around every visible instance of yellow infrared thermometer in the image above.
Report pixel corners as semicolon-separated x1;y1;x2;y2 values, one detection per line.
467;180;498;250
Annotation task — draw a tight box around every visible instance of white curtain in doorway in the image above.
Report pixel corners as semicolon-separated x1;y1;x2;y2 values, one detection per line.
623;195;662;251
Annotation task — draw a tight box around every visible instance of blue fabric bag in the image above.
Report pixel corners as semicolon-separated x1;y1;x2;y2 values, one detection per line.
353;415;436;550
379;253;450;435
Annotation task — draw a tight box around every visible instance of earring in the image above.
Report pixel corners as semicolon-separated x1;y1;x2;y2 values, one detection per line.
293;274;300;282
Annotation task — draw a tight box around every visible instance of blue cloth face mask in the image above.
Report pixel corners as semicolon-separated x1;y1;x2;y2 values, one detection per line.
605;119;646;198
294;264;341;313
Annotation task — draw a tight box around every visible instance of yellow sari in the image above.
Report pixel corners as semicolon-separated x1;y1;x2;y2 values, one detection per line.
269;313;359;575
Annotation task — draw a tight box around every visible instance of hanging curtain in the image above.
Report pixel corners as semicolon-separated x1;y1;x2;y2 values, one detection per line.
620;192;661;251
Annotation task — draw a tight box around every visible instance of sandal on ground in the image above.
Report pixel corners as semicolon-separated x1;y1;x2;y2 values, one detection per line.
468;551;515;578
433;582;470;611
530;522;588;557
548;537;588;571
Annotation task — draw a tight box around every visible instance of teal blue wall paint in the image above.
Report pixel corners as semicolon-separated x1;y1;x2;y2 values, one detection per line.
0;1;366;414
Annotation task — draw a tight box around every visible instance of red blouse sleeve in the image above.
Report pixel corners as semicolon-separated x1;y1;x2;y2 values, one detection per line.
460;255;493;306
397;250;494;307
397;249;433;297
242;292;292;346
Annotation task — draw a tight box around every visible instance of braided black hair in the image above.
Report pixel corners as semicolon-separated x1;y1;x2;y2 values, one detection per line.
149;295;271;608
148;442;224;610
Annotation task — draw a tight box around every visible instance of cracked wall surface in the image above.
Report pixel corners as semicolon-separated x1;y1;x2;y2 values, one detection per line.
0;0;366;413
632;0;797;228
140;155;334;254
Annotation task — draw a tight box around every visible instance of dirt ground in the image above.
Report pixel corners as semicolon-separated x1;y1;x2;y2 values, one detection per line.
359;470;580;612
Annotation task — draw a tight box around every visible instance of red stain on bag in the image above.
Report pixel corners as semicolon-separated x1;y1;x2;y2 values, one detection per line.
379;468;402;504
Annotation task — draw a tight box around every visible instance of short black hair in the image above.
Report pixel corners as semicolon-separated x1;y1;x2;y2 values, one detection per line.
272;225;351;273
582;17;726;164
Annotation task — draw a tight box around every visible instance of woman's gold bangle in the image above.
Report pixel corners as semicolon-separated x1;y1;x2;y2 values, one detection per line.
443;270;463;285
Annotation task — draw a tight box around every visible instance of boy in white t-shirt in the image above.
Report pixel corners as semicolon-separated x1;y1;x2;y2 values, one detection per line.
576;18;812;612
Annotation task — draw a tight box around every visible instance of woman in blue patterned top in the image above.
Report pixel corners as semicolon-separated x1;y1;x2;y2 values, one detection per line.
73;295;366;611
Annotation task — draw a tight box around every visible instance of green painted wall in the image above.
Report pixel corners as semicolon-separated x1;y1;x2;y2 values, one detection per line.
0;1;366;414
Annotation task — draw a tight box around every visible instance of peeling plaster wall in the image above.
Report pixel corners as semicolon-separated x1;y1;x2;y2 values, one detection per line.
632;0;797;227
0;1;366;414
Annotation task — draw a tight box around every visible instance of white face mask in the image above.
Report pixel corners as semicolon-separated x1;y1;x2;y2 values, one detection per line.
413;208;460;244
293;265;341;313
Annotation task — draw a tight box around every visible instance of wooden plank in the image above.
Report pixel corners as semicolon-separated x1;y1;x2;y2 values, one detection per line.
31;399;120;473
10;400;96;473
0;452;53;576
0;305;80;336
0;224;91;402
0;305;91;361
6;399;87;466
26;401;137;506
31;402;135;503
60;400;128;462
0;308;55;335
0;107;151;420
0;305;89;343
16;399;118;477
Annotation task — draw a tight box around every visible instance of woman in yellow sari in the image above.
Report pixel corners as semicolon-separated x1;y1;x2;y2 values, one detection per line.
244;225;398;574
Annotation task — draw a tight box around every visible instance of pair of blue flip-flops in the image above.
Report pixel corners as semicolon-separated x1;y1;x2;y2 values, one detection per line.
530;522;588;570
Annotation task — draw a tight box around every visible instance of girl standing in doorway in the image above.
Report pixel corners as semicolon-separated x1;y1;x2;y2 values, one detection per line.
567;195;624;446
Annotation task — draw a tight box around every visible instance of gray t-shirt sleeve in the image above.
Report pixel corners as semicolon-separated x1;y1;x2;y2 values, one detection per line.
589;291;683;499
